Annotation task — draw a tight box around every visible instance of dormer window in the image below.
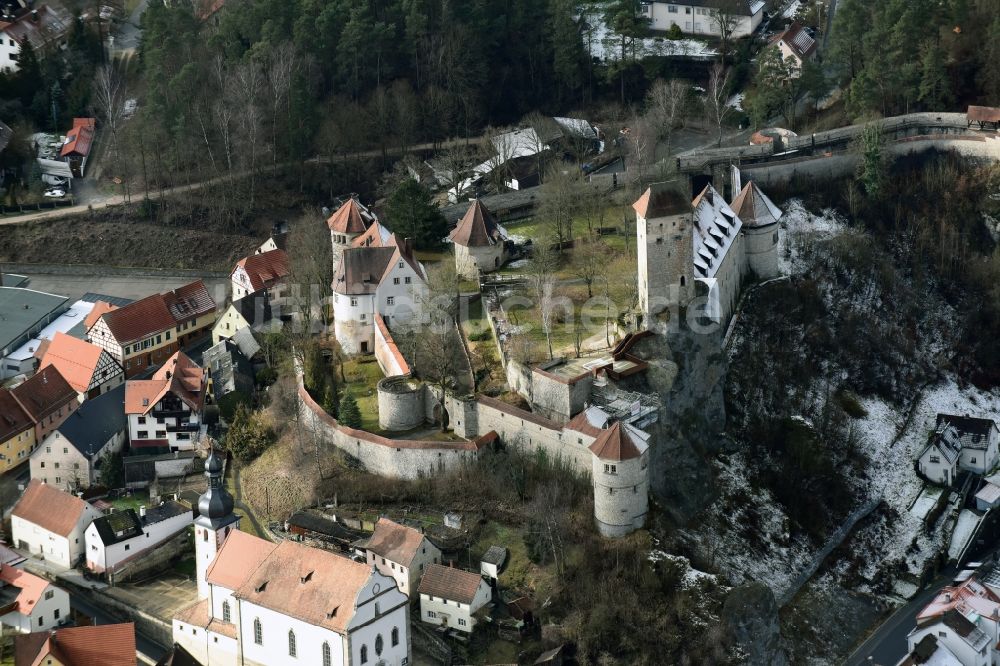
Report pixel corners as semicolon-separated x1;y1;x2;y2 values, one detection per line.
255;581;268;593
300;571;313;583
326;606;339;619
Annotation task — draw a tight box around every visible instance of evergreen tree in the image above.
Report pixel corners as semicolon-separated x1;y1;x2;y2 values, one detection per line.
385;178;448;249
99;449;124;490
548;0;585;105
322;383;338;416
226;404;273;462
918;41;952;110
338;392;362;429
981;16;1000;104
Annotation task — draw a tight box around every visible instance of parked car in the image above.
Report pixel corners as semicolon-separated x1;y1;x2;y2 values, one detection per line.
43;189;66;198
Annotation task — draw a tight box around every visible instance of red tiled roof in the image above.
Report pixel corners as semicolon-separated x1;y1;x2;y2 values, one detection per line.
327;198;372;234
352;221;397;249
0;564;51;616
233;540;375;635
417;564;485;605
449;200;504;247
12;479;92;537
632;184;690;219
374;314;410;375
38;332;108;394
195;0;225;20
99;281;215;344
124;351;204;415
234;249;290;293
588;421;643;461
363;517;428;567
565;410;605;438
2;5;71;52
206;530;277;591
15;623;136;666
0;388;33;442
10;365;76;423
60;118;95;158
774;22;817;60
333;246;397;296
84;300;118;331
968;106;1000;123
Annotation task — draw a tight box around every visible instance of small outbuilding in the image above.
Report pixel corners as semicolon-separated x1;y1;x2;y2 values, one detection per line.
449;199;509;279
480;545;507;582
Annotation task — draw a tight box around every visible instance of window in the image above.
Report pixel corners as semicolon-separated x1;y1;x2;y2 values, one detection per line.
398;261;404;268
375;634;384;655
929;455;940;463
668;4;678;11
253;618;262;645
55;477;61;484
46;447;51;454
288;629;297;657
604;463;617;474
40;462;45;468
393;277;400;285
55;463;59;469
972;457;978;464
62;448;67;454
124;544;130;551
203;529;208;542
322;642;332;666
39;617;43;627
54;609;60;620
404;277;411;284
392;627;399;647
375;602;380;616
350;298;358;307
360;644;368;664
458;618;467;626
137;431;148;439
45;591;53;600
427;610;437;618
386;297;395;306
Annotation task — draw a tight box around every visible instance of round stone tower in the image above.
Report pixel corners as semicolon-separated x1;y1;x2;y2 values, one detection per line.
589;421;650;538
730;181;782;280
327;197;375;272
194;447;241;599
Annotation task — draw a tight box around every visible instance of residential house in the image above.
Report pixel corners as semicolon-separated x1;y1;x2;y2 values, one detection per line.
38;331;124;400
938;414;1000;476
211;290;272;347
59;118;95;177
417;564;492;633
171;454;411;666
0;565;69;633
910;578;1000;666
230;248;289;302
771;22;818;73
30;384;126;490
203;339;255;402
638;1;765;39
0;287;69;380
895;635;961;666
125;352;207;452
332;239;428;355
0;5;71;74
907;610;991;666
10;365;79;443
255;230;288;255
13;622;136;666
87;280;217;378
358;517;442;597
0;389;35;474
10;479;103;568
919;415;1000;484
449;199;510;279
85;501;192;575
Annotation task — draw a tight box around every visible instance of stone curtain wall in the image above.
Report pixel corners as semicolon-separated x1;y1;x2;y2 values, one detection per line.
297;377;481;479
377;376;427;432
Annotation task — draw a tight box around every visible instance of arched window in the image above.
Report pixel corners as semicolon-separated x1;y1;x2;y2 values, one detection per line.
253;618;262;645
680;276;686;287
391;627;399;647
360;644;368;664
288;629;297;657
321;642;332;666
375;634;384;656
221;601;230;623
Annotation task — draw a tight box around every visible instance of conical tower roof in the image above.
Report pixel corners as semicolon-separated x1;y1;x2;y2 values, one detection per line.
449;200;505;247
588;421;646;462
326;198;372;234
730;181;782;228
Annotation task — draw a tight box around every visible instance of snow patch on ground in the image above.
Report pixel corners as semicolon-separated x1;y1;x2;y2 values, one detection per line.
783;0;802;19
778;200;849;275
727;93;745;112
651;552;722;590
949;510;981;561
583;10;719;61
908;486;943;520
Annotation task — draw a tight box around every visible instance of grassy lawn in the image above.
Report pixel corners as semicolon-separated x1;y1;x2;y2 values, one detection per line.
342;358;384;433
461;297;490;339
111;490;150;512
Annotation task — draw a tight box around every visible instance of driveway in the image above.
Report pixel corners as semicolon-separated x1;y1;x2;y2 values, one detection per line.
110;0;149;54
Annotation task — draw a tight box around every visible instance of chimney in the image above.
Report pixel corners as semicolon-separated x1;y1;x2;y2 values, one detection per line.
403;238;413;256
31;9;38;21
139;506;146;518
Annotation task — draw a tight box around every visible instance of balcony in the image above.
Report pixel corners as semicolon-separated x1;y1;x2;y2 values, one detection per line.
166;422;201;433
151;409;190;419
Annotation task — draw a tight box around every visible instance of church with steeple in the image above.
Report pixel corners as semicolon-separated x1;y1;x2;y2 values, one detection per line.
171;448;411;666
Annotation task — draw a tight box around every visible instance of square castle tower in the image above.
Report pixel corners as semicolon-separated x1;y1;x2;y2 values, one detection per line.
633;182;694;320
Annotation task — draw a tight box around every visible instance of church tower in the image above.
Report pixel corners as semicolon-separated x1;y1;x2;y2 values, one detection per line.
634;182;694;322
194;448;241;600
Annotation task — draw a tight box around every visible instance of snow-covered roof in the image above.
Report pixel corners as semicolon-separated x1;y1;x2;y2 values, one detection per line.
920;425;963;465
692;184;742;280
975;482;1000;506
553;117;597;140
7;299;95;363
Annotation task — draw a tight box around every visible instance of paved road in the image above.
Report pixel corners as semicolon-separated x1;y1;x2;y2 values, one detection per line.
20;272;230;304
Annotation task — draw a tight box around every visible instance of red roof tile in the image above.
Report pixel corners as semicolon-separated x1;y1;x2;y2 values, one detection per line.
38;332;110;394
588;421;643;461
12;479;92;537
15;622;136;666
98;281;215;344
124;352;204;415
83;301;118;331
632;184;690;219
206;530;277;591
234;249;290;293
0;564;51;616
417;564;486;604
0;389;33;442
449;200;505;247
363;517;428;567
327;198;373;234
60;118;95;158
10;366;76;423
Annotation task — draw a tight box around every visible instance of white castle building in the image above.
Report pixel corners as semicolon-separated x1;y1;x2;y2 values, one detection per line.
172;449;411;666
327;198;429;356
634;180;782;325
448;199;510;279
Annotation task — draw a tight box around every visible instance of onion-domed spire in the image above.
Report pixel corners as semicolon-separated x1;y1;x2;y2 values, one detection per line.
198;446;234;522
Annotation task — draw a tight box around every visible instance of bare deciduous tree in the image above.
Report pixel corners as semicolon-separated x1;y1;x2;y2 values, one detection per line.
645;78;688;155
527;242;560;360
93;65;129;202
537;165;582;251
704;62;733;146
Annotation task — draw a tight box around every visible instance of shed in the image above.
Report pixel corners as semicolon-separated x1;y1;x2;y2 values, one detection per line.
976;481;1000;511
967;106;1000;130
480;545;507;581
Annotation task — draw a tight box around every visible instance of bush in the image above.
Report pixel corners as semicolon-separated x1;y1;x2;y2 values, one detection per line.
835;390;869;419
338;392;362;429
225;404;274;463
255;367;277;386
468;328;493;342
